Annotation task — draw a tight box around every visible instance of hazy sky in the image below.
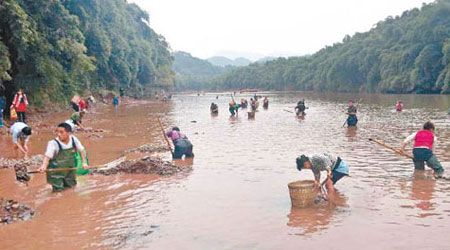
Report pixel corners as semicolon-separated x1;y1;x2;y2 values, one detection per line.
130;0;434;60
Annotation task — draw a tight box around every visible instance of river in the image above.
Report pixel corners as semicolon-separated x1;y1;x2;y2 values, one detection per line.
1;92;450;250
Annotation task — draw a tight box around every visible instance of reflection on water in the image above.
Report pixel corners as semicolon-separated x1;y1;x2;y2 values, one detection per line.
1;92;450;250
287;191;348;235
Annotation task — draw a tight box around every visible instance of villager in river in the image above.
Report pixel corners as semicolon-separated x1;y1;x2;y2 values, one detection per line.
10;121;32;156
295;99;306;116
296;153;349;192
39;123;88;192
346;100;358;127
263;97;269;109
166;127;194;159
396;101;403;112
240;99;248;109
65;111;86;131
250;98;256;111
11;88;28;123
400;121;444;178
210;102;218;114
229;99;240;116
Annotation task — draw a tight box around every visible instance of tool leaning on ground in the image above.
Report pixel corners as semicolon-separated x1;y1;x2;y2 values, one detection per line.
157;117;174;155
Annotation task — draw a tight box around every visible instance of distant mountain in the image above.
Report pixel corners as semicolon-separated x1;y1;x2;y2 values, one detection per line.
173;51;225;77
172;51;233;90
256;57;277;63
207;56;252;67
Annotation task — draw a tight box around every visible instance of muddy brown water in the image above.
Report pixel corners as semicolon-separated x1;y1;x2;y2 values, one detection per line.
1;92;450;250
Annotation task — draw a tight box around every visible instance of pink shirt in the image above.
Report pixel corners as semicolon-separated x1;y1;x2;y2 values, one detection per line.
166;131;185;141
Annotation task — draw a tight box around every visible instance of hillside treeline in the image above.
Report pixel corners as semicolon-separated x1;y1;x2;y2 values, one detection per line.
0;0;173;106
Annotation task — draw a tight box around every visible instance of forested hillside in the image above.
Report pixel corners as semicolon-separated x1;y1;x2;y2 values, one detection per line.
173;51;233;90
0;0;173;106
215;0;450;94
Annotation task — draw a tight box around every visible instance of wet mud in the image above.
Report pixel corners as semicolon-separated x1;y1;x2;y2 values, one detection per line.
92;155;191;176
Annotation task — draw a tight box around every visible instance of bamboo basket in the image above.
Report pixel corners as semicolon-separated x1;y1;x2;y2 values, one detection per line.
288;180;317;208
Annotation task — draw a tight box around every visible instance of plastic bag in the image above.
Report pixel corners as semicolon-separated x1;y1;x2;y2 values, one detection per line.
75;151;90;175
10;108;18;120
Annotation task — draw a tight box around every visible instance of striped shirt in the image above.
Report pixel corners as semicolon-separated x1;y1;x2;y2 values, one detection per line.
309;153;338;180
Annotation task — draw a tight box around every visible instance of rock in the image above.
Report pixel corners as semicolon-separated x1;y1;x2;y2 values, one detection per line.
1;198;35;225
0;155;44;170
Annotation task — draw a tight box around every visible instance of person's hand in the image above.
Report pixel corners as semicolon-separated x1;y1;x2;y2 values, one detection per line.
24;145;29;153
327;172;333;180
38;165;47;173
82;163;89;170
313;180;320;189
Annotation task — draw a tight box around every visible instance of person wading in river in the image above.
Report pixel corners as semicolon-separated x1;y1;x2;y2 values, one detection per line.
65;110;86;130
296;153;349;192
9;121;32;156
210;102;218;114
295;99;306;116
346;100;358;127
400;121;444;178
396;101;403;112
39;123;88;192
166;127;194;159
263;97;269;109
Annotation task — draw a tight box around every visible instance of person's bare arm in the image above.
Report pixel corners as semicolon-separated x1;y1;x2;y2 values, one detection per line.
81;149;88;169
39;156;50;173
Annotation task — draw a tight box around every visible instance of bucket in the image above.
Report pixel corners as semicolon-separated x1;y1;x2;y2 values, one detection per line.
247;111;255;119
288;180;317;208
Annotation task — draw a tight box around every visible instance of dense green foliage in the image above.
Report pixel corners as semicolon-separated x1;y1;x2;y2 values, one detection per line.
173;51;233;90
214;0;450;94
0;0;173;106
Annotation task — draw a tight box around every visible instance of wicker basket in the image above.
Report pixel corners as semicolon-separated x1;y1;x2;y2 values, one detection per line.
288;180;317;208
247;111;256;119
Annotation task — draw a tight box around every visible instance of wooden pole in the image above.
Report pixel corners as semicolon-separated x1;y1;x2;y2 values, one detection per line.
157;117;174;154
369;138;413;159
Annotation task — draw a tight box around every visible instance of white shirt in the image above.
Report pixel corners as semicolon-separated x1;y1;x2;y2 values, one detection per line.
403;132;438;150
45;135;85;159
10;122;30;143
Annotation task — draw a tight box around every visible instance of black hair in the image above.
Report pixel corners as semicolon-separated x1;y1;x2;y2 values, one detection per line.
296;155;309;171
423;121;435;131
172;126;180;131
58;122;72;132
22;126;32;136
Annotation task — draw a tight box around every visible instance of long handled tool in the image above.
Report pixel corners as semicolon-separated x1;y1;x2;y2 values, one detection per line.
369;138;413;159
157;117;174;155
25;156;126;174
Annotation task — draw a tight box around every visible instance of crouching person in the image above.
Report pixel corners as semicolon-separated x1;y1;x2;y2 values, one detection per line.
296;153;349;192
166;127;194;159
39;123;88;192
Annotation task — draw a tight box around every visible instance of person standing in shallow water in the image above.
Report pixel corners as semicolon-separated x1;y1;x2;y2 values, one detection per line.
396;101;403;112
296;153;349;192
263;97;269;109
39;123;88;192
210;102;218;114
346;100;358;127
400;121;444;178
166;127;194;159
10;121;32;157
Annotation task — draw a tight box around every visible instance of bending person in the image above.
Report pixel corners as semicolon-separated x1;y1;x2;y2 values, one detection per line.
166;127;194;159
295;153;349;192
10;121;32;156
400;121;444;178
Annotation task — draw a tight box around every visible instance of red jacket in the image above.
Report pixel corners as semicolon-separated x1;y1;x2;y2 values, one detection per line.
12;93;28;112
414;130;434;149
